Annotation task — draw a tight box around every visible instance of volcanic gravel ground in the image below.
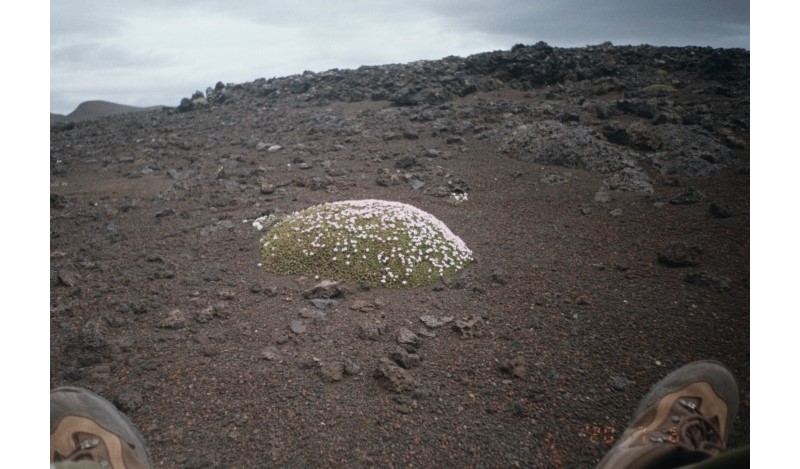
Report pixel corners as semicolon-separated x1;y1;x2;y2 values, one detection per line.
51;44;749;467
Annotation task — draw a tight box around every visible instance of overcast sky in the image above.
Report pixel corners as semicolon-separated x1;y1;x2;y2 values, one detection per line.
50;0;749;115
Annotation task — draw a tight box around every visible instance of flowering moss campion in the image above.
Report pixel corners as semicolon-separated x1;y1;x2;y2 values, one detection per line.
259;199;473;287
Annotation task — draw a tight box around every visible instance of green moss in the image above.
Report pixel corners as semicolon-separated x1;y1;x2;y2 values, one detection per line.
259;199;474;288
641;84;676;95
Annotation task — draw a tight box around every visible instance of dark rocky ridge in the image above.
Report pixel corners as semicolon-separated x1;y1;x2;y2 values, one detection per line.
165;42;748;193
51;100;164;126
51;43;749;467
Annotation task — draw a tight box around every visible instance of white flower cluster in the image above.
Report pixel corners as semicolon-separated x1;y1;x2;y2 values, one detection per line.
449;192;469;204
251;214;280;232
260;199;473;286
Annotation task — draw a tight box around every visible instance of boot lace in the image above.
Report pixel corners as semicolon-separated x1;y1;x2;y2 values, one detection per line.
652;398;726;453
53;431;111;467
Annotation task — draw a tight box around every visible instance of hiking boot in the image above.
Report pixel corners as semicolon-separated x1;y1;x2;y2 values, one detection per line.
596;360;739;469
51;386;152;468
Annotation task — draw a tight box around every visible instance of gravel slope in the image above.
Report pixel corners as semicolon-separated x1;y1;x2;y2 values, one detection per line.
50;43;749;468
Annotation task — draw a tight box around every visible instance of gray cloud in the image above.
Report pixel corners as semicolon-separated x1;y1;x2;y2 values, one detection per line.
51;2;129;40
51;43;169;69
426;0;749;48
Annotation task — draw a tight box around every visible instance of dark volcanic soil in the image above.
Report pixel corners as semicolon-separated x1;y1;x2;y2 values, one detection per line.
50;43;749;468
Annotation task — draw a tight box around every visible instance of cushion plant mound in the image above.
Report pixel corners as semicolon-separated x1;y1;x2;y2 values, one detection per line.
260;199;474;287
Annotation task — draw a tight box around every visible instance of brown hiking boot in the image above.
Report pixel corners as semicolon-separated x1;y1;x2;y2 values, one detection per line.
596;360;739;469
51;386;152;468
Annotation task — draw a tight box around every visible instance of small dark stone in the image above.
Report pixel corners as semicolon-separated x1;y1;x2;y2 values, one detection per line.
79;322;107;351
560;112;580;123
303;280;343;299
62;367;84;382
658;242;702;267
616;99;659;119
397;328;420;349
447;179;469;193
343;359;361;376
50;268;61;288
288;79;311;94
159;309;186;329
505;356;527;379
296;357;318;370
394;155;417;169
154;208;175;218
113;388;143;412
310;298;336;309
51;193;67;209
177;97;194;112
196;306;215;324
290;320;307;334
184;449;221;469
374;360;417;393
685;271;731;292
709;202;733;218
320;362;345;382
389;347;422;369
446;136;465;145
491;269;509;285
454;315;483;338
608;374;635;390
358;321;385;341
403;129;420;140
670;187;705;205
58;269;81;287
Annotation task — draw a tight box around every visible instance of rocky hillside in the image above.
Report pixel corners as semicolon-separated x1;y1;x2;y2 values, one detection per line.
168;41;748;191
50;42;749;468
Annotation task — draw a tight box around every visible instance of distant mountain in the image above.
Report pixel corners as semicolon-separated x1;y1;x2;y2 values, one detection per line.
51;100;163;126
50;113;69;125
